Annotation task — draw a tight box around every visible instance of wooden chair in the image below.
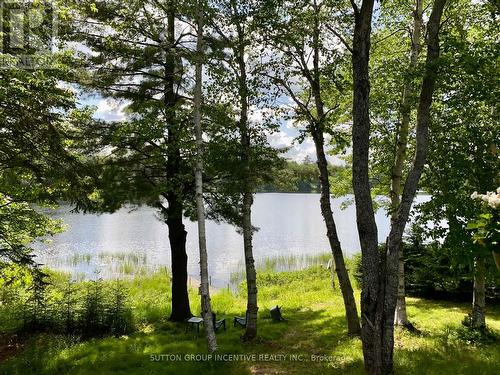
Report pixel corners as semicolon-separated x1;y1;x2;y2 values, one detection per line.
212;312;226;332
233;311;249;328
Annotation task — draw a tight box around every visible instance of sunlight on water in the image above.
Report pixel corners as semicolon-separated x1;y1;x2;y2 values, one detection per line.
33;193;430;287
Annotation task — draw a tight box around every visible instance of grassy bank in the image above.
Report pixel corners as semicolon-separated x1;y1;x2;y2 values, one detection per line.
0;266;499;374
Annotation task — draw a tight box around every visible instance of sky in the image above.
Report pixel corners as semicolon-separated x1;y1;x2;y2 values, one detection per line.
73;4;354;166
87;95;343;165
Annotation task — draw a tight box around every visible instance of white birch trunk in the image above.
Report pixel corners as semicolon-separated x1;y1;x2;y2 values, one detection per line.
392;0;423;328
194;2;217;352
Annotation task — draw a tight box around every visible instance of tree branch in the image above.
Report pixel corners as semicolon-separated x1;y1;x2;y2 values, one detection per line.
325;24;353;53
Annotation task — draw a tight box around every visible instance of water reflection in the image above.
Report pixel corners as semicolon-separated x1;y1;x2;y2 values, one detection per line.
33;193;429;287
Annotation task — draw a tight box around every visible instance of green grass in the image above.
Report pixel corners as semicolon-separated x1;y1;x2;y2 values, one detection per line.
61;251;151;278
98;252;147;265
66;253;92;266
229;252;335;287
0;266;499;375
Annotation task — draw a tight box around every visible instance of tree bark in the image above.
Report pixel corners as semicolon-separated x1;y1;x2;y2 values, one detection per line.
351;0;445;373
312;130;361;335
164;4;191;322
233;1;258;340
351;1;381;372
384;3;446;369
392;0;424;328
165;201;192;322
194;2;217;352
242;191;258;340
394;254;409;326
471;255;486;329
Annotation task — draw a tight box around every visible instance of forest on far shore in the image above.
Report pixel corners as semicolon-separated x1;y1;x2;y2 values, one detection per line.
258;158;342;194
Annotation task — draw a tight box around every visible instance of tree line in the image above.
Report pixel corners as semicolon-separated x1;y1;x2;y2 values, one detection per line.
258;158;347;194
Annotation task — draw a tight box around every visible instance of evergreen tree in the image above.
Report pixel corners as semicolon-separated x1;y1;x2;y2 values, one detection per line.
62;0;199;321
204;0;282;340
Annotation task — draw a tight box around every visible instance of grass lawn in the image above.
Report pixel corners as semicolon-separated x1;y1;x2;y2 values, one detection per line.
0;266;499;374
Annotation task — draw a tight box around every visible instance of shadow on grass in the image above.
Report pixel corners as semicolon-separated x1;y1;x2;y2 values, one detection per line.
2;284;499;375
407;297;500;317
2;303;499;375
392;298;500;375
0;307;365;375
395;343;500;375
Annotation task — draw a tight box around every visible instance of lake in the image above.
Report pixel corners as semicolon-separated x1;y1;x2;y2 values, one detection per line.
33;193;428;287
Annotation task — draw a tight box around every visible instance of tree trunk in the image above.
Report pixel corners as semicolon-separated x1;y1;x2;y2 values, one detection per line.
233;1;258;340
194;2;217;352
309;0;360;335
351;0;445;373
312;130;361;335
242;192;258;340
471;255;486;329
392;0;423;328
164;4;191;322
165;200;192;321
384;2;446;369
351;1;381;372
394;254;409;326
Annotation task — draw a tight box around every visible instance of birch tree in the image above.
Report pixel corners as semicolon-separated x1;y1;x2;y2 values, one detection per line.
193;0;217;352
389;0;424;329
205;0;281;340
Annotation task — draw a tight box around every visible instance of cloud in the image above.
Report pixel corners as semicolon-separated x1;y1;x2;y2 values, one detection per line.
267;129;294;149
267;127;346;165
93;99;128;121
266;129;314;163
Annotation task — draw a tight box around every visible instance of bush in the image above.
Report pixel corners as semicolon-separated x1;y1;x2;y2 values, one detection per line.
404;241;499;301
351;253;362;289
350;247;385;290
14;272;134;338
104;281;134;337
22;272;53;332
439;318;499;347
351;242;500;302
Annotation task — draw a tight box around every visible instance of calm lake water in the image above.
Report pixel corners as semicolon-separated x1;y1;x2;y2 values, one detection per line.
33;193;428;287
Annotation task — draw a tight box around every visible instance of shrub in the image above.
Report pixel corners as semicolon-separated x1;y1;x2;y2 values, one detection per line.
8;271;134;338
404;241;499;301
80;279;107;338
22;271;53;333
351;241;500;301
439;316;499;347
351;253;362;289
104;281;134;337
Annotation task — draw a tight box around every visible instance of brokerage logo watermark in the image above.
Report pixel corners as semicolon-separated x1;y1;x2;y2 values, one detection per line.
150;353;335;363
0;0;58;69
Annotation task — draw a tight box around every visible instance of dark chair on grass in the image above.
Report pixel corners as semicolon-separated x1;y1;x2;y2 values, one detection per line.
233;311;249;328
270;305;286;322
212;312;226;332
